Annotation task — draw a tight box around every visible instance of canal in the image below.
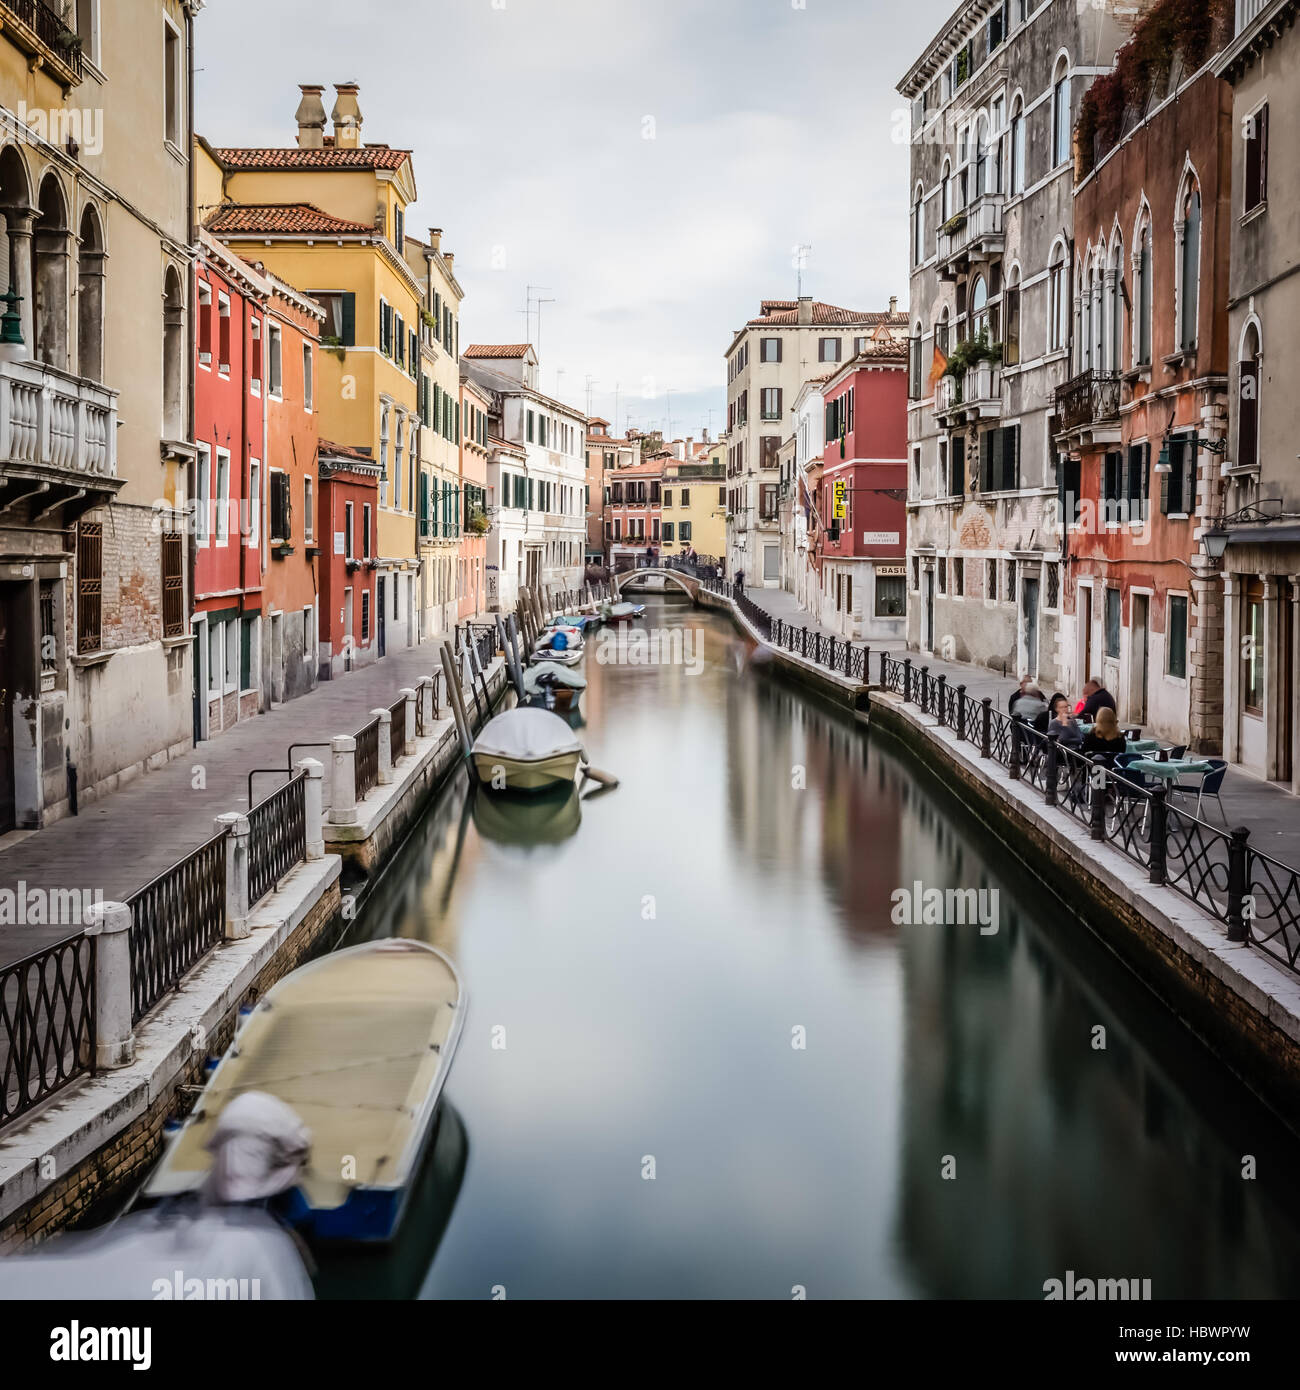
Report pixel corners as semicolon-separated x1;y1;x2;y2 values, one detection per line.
332;595;1300;1300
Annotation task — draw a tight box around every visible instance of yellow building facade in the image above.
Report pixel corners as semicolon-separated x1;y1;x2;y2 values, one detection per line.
197;84;424;654
660;452;726;561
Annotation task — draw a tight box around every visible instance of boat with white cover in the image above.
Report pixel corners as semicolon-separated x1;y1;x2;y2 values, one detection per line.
471;706;585;791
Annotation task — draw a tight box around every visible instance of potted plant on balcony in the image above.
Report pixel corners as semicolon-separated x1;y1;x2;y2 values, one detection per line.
465;507;490;536
942;328;1002;379
940;211;968;238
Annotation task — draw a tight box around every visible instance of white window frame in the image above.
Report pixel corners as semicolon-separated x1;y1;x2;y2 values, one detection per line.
303;341;313;412
303;475;314;542
162;15;183;151
214;448;231;545
247;459;260;549
267;321;283;399
195;443;211;548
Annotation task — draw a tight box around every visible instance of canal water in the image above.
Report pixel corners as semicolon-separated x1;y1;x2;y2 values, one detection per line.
336;595;1300;1300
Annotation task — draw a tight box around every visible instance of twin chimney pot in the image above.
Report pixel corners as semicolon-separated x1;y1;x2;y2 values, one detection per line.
296;83;363;150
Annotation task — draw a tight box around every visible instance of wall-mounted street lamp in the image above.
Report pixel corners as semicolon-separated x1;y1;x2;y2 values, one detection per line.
1202;498;1285;561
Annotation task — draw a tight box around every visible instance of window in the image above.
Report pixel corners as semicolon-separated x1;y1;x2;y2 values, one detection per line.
361;589;371;644
75;0;100;66
163;20;182;146
1244;104;1269;214
663;489;673;508
303;606;314;665
1135;216;1152;366
1009;98;1025;195
303;476;315;542
908;329;923;399
269;471;291;543
311;291;355;346
1109;242;1125;372
344;501;354;559
1058;453;1082;528
1105;587;1121;659
1179;181;1201;352
979;425;1019;492
215;450;230;542
819;337;841;363
1006;558;1017;602
986;558;998;601
195;444;211;546
362;504;372;558
1243;583;1264;712
1167;595;1188;679
247;460;260;547
198;281;212;364
208;620;222;695
988;1;1006;52
941;160;953;223
1160;436;1195;516
76;520;102;654
218;295;231;372
1049;249;1069;351
680;521;692;543
662;522;675;544
953;557;965;597
1045;563;1059;609
379;406;390;504
912;185;924;267
681;488;691;505
303;342;313;411
950;435;966;496
761;387;782;420
911;556;920;591
1237;322;1261;470
1103;449;1124;522
971;274;989;339
938;557;947;594
761;337;782;363
1004;274;1020;366
1052;60;1071;168
161;537;184;639
1126;441;1150;521
760;436;780;469
268;322;283;397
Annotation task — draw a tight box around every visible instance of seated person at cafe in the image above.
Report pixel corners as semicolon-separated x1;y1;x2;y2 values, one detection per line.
1077;679;1117;719
1081;706;1126;759
1045;694;1083;748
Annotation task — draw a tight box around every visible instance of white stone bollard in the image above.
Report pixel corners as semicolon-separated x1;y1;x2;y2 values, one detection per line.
83;900;135;1069
417;676;434;732
214;811;250;940
400;687;417;752
297;757;325;860
329;734;358;826
372;707;393;785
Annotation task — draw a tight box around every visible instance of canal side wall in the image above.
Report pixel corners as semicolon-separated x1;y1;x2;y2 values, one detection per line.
697;589;869;710
324;658;508;874
0;654;510;1249
0;857;342;1250
867;691;1300;1128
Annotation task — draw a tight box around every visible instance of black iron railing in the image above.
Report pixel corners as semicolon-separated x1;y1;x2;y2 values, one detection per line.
1;0;85;79
126;831;227;1023
247;771;306;907
389;694;409;762
0;933;95;1128
355;716;380;800
876;653;1300;976
1056;369;1122;432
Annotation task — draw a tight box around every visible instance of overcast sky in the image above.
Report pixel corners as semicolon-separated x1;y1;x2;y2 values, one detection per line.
196;0;939;440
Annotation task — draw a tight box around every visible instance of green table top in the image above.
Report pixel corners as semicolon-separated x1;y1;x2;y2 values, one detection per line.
1127;758;1215;779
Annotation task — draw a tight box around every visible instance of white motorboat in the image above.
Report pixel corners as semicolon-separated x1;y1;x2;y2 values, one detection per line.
471;706;585;791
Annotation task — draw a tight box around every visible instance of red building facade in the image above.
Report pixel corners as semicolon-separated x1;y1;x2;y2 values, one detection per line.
812;345;909;640
317;442;382;679
193;234;267;739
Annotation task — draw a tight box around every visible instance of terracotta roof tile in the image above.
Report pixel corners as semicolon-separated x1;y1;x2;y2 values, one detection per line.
206;203;374;236
463;344;532;359
746;300;909;328
212;146;412;171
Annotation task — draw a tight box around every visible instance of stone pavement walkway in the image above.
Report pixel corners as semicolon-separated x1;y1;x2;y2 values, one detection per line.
737;583;1300;870
0;637;464;965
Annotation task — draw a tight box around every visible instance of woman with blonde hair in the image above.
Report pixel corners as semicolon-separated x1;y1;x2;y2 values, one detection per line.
1082;705;1126;759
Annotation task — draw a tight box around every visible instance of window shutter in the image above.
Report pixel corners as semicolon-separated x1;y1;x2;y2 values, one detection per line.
980;431;993;491
1160;470;1170;516
340;292;355;346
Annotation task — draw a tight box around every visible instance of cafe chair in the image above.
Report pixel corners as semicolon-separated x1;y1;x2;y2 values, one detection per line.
1167;758;1229;825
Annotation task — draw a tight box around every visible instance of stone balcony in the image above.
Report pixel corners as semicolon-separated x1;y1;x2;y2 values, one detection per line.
0;0;85;88
934;363;1003;428
937;195;1005;281
0;355;120;524
1054;368;1122;447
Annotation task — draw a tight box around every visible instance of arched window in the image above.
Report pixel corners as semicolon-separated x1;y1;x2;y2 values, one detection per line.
1076;262;1090;371
975;115;990;198
1108;238;1124;372
77;205;104;382
1134;210;1152;367
33;173;71;370
1048;244;1068;352
912;184;924;267
1179;178;1201;352
941;159;953;222
162;265;185;440
1009;96;1026;195
972;274;989;342
1004;265;1022;366
1052;57;1072;168
0;144;33;348
936;303;951;357
1237;321;1261;472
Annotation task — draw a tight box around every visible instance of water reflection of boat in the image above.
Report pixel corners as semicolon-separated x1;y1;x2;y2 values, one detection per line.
472;782;581;846
142;940;465;1244
311;1100;469;1300
600;600;645;623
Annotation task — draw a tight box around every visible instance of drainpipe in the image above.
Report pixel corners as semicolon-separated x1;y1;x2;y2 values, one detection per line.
185;2;198;743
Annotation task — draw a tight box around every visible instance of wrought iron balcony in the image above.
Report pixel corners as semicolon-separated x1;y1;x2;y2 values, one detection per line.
0;0;85;87
937;195;1005;280
1055;369;1122;435
0;355;120;522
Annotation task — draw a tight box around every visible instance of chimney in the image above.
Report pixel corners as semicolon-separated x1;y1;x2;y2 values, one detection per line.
889;295;898;314
797;295;813;325
331;83;362;149
295;85;327;149
428;228;442;252
443;251;454;273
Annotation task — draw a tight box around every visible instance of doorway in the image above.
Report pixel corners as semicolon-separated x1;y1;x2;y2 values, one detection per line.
924;569;934;652
1130;593;1149;725
344;586;354;672
377;576;387;659
1081;585;1093;686
1021;576;1040;678
0;581;23;832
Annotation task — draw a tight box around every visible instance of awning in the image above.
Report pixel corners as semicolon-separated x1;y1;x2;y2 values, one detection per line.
1225;523;1300;546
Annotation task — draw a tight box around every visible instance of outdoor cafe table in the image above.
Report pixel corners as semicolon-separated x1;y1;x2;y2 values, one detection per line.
1079;725;1163;755
1126;757;1215;782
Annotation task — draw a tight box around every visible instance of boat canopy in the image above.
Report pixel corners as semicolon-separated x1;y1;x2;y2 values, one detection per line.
524;661;588;692
474;707;584;763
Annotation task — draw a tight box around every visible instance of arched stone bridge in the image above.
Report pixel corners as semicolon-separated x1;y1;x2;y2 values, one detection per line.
613;567;700;600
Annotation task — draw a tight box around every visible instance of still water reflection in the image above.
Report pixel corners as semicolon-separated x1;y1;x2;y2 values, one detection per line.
343;598;1300;1299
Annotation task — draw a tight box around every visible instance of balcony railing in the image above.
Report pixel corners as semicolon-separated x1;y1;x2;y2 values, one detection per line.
0;357;117;479
934;364;1002;424
937;195;1005;275
1055;369;1122;433
0;0;84;85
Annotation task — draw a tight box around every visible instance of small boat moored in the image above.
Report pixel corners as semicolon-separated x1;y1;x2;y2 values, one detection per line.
472;706;585;792
523;660;587;710
142;939;465;1244
600;600;645;623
